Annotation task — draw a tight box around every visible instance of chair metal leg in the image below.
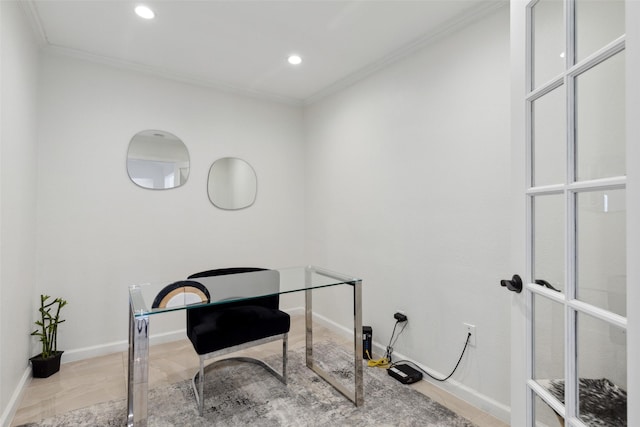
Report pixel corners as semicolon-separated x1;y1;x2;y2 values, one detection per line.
198;358;205;415
282;333;288;384
191;333;288;416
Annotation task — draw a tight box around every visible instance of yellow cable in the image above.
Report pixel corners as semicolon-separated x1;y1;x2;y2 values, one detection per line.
365;350;391;369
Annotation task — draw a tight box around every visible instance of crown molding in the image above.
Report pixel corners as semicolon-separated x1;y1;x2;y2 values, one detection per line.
43;45;304;107
20;0;507;108
303;0;508;106
21;0;303;106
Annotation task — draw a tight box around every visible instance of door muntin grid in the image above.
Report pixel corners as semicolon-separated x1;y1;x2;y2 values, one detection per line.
526;0;627;425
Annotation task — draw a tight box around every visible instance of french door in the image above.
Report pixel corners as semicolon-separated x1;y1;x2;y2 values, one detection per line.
510;0;638;426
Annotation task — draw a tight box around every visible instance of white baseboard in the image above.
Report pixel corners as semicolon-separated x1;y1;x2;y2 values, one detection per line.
0;368;31;427
299;309;511;424
378;343;511;423
51;306;337;364
61;329;188;363
309;310;355;339
59;308;316;365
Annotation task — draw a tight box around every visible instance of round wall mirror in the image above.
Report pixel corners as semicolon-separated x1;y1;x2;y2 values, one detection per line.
208;157;257;210
127;130;190;190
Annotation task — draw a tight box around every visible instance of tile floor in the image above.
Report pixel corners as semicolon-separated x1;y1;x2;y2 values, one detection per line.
11;316;507;427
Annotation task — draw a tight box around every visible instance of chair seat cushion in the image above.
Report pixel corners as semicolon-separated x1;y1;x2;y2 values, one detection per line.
187;305;290;355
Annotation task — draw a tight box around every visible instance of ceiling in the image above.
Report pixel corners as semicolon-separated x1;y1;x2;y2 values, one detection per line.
25;0;502;104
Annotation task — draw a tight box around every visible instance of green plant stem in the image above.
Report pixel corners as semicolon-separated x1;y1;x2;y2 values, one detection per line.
31;295;66;359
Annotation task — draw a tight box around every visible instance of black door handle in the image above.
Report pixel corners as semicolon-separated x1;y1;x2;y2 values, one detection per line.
534;279;561;292
500;275;522;293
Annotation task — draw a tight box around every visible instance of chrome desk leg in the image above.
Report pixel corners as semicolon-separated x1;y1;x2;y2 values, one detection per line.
305;267;313;368
353;278;364;406
127;302;149;427
304;266;364;407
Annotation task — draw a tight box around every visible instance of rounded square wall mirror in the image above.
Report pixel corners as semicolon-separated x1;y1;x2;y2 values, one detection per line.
208;157;257;210
127;130;190;190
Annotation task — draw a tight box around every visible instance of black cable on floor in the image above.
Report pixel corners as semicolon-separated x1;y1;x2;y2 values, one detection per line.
390;332;471;382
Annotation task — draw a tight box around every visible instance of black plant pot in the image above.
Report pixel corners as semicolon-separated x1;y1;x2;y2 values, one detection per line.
30;351;63;378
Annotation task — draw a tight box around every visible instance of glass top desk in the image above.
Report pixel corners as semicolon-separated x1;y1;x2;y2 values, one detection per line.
127;266;363;427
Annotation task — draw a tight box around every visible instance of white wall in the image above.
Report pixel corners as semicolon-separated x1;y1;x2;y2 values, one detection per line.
304;5;512;419
3;3;515;423
0;1;40;423
35;53;306;354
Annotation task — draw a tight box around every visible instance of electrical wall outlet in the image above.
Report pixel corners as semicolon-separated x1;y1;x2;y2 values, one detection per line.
464;323;476;347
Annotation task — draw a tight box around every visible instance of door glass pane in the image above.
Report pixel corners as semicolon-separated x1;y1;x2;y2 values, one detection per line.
532;86;566;186
533;194;565;292
534;393;563;427
576;189;626;316
575;0;625;62
575;51;626;181
533;295;564;385
532;0;565;89
577;312;627;425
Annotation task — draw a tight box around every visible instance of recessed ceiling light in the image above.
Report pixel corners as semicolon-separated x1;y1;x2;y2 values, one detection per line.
288;55;302;65
135;5;155;20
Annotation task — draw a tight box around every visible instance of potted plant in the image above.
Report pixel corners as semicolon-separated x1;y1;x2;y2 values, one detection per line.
30;294;67;378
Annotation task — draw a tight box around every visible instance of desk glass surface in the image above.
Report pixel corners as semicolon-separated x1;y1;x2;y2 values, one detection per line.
127;265;363;426
129;266;360;317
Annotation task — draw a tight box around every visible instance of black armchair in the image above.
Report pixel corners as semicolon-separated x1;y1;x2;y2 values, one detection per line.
185;267;290;415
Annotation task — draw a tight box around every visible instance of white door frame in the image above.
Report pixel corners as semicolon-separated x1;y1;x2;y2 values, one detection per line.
625;1;639;427
509;2;529;424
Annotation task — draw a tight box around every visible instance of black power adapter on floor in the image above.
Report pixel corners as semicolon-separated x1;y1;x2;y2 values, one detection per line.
388;363;423;384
